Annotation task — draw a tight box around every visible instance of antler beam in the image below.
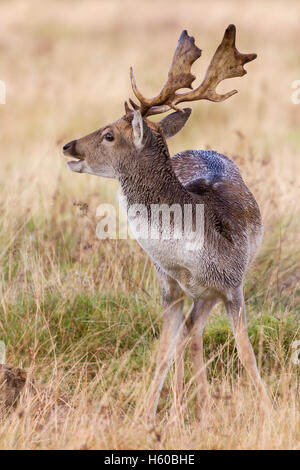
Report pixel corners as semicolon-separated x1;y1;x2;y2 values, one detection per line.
130;24;257;117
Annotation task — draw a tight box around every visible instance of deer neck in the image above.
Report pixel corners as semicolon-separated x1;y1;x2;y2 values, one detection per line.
118;142;191;207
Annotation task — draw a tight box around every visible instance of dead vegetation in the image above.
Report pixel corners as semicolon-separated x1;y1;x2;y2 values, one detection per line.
0;0;299;449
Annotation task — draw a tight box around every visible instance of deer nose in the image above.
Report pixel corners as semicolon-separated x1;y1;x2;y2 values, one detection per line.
62;140;77;155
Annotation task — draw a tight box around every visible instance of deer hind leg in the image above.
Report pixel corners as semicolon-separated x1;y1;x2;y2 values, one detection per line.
146;274;185;419
186;298;218;416
225;286;271;409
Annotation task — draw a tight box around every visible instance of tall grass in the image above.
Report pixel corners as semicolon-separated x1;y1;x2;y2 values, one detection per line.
0;0;299;449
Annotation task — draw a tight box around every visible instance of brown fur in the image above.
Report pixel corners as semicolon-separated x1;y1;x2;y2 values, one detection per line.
63;105;269;418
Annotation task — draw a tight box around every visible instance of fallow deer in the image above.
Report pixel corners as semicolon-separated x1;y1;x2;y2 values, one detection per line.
63;25;271;418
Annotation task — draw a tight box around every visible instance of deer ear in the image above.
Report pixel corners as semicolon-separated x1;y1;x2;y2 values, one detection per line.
132;110;144;149
159;108;192;139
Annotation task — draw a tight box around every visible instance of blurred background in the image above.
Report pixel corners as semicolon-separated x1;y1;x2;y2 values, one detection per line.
1;0;299;228
0;0;299;449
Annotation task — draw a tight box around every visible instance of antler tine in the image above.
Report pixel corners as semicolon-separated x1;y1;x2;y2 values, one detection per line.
124;99;141;117
130;29;202;115
124;101;131;115
128;98;140;110
174;24;257;104
129;25;257;117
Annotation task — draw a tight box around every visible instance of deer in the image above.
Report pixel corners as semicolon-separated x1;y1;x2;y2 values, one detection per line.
62;24;271;419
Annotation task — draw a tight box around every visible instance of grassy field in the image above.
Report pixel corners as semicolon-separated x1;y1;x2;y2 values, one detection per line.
0;0;299;449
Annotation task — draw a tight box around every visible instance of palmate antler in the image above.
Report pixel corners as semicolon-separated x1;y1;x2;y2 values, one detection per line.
129;24;257;117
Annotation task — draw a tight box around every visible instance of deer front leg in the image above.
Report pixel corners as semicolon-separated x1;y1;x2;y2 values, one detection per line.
174;321;188;409
225;287;271;410
146;274;185;419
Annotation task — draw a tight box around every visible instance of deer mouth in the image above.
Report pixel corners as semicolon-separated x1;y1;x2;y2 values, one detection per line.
66;159;86;172
62;140;86;172
64;154;86;172
62;141;86;172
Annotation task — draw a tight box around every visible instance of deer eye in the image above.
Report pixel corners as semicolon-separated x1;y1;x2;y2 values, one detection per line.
104;132;114;142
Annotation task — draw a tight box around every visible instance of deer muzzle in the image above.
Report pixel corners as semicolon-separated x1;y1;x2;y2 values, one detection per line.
62;140;83;158
62;139;87;173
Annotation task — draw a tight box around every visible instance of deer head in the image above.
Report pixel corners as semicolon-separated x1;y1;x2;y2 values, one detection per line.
63;25;256;177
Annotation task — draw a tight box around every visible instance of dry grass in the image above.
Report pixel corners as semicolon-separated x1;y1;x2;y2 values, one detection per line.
0;0;299;449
